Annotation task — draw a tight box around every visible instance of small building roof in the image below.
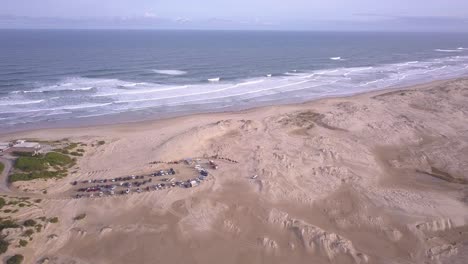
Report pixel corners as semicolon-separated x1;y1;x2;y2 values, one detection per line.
13;142;41;148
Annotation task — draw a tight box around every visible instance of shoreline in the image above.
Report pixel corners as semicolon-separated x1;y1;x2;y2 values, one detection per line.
1;76;463;139
0;74;467;263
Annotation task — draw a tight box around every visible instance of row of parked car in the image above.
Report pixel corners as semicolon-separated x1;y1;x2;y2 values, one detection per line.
71;168;177;186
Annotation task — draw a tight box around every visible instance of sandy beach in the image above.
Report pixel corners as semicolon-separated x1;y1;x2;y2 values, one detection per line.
1;78;468;264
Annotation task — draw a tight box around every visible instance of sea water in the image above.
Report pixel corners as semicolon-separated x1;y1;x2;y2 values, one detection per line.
1;30;468;131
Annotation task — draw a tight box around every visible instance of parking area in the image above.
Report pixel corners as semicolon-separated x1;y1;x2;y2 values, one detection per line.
71;158;219;199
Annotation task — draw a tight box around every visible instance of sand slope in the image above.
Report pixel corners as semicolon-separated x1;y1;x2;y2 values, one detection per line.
1;78;468;263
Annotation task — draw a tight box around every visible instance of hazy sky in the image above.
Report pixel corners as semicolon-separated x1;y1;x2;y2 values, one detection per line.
1;0;468;31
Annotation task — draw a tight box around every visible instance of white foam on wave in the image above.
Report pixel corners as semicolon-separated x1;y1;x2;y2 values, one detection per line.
0;100;44;106
0;102;113;114
458;47;468;50
5;55;468;126
94;85;189;97
330;57;344;61
153;69;187;76
435;49;462;53
208;77;221;82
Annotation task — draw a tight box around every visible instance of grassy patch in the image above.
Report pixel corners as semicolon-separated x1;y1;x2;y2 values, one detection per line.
9;171;61;182
44;152;72;166
0;162;4;174
11;151;75;182
0;197;5;209
14;156;47;171
6;254;24;264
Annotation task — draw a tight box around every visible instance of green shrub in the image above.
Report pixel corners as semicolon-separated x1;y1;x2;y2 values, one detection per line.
0;197;5;209
19;239;28;247
35;224;42;232
6;254;24;264
34;199;42;203
4;209;12;213
23;219;36;227
22;229;34;237
97;140;105;145
69;152;83;157
0;237;9;254
48;217;59;223
0;162;4;174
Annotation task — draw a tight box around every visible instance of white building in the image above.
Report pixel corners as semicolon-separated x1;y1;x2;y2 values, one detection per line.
11;142;41;154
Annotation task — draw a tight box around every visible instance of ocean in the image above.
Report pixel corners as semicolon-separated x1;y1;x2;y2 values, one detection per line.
1;29;468;132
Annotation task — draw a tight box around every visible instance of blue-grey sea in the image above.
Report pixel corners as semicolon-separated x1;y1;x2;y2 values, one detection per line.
1;30;468;131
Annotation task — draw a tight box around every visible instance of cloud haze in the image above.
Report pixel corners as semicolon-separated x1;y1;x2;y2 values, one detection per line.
1;0;468;31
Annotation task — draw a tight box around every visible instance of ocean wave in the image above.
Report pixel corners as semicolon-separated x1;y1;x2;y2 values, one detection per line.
0;102;113;114
435;49;462;53
13;86;95;94
458;47;468;50
330;57;344;61
152;69;187;76
0;100;44;106
208;77;221;82
94;85;189;97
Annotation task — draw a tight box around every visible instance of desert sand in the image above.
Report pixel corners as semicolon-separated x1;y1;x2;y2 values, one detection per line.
1;78;468;264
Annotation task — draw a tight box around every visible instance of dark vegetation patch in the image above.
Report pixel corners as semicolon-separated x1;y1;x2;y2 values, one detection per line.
6;254;24;264
73;213;86;221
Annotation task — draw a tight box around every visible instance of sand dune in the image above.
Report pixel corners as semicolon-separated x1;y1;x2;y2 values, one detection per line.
1;78;468;263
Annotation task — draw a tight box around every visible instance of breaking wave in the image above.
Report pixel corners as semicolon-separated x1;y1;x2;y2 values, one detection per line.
2;55;468;127
152;69;187;76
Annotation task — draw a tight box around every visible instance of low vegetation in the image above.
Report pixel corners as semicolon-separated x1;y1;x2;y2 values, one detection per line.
6;254;24;264
48;217;59;223
21;229;34;237
23;219;36;227
0;237;9;254
0;219;19;231
18;239;28;247
10;151;75;182
73;213;86;221
0;162;4;174
0;197;5;209
97;140;105;145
